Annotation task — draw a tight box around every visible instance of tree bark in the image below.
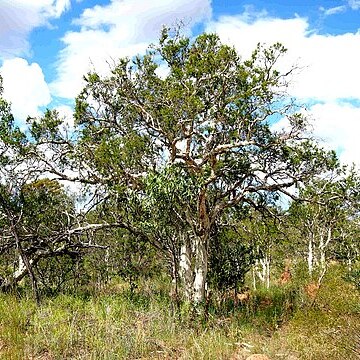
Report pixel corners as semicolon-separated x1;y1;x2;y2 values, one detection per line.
257;256;271;288
252;266;257;290
308;232;314;277
192;234;208;304
8;219;40;304
1;254;41;294
265;255;270;289
179;236;193;303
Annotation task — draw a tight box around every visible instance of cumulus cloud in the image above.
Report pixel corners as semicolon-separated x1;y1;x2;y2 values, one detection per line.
0;58;51;121
51;0;212;99
207;11;360;167
0;0;70;59
309;102;360;167
38;2;360;168
207;15;360;102
75;0;211;39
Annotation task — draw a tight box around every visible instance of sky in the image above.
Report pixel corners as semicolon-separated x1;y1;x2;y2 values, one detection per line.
1;0;360;168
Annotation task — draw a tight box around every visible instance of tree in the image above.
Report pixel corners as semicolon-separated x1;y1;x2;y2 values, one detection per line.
0;178;107;301
0;77;114;301
26;29;337;306
289;168;360;278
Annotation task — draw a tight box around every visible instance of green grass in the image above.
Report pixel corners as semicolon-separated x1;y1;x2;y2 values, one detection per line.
0;264;358;359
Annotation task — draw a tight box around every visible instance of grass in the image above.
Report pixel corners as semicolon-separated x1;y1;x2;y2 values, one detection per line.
0;264;358;359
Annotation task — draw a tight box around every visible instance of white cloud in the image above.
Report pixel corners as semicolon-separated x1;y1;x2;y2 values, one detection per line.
321;1;360;13
51;0;212;99
55;104;75;128
320;5;346;16
47;4;360;168
207;12;360;167
0;58;51;121
0;0;70;59
207;15;360;102
348;0;360;10
75;0;211;38
50;32;148;99
309;102;360;168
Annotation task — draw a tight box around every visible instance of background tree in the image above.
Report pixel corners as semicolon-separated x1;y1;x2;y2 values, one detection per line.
0;77;114;300
289;168;360;278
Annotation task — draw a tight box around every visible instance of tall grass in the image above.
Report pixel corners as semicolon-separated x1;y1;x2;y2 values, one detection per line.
0;264;358;359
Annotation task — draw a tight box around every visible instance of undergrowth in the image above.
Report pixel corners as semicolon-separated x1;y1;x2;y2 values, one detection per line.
0;264;358;359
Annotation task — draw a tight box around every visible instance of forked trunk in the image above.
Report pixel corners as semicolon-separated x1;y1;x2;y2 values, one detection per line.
254;256;270;288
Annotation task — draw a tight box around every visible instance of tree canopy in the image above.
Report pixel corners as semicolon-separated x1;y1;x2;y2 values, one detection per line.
0;28;351;306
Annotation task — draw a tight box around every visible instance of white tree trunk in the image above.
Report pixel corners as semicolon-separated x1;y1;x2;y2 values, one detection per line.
265;255;270;289
255;259;265;284
192;235;208;304
14;255;26;280
179;238;193;302
308;233;314;277
178;232;209;306
258;256;270;288
319;232;325;270
2;255;40;290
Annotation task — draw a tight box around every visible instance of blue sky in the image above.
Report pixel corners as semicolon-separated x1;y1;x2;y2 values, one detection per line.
1;0;360;166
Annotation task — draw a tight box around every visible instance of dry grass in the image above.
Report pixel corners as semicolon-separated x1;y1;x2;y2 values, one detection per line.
0;264;358;359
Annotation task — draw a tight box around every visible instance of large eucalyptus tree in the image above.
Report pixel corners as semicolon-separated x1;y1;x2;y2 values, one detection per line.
65;28;337;305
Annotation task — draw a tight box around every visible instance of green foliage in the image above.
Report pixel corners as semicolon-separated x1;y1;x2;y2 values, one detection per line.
35;254;86;296
0;178;84;297
288;169;360;276
20;179;74;235
343;268;360;291
0;76;27;163
209;226;255;291
28;109;63;142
